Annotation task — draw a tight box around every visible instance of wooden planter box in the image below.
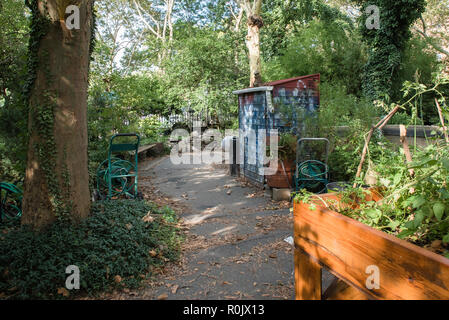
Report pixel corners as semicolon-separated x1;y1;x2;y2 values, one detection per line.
294;191;449;300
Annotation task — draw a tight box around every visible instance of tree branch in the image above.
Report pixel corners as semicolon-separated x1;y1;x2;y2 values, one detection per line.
414;17;449;58
253;0;262;16
132;0;163;40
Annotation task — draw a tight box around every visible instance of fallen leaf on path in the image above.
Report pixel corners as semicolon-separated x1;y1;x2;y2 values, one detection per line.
149;250;157;257
158;293;168;300
57;287;70;297
171;285;179;294
142;213;155;223
432;240;442;248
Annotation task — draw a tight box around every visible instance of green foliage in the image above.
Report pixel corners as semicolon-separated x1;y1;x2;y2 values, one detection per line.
278;133;297;162
261;0;355;60
337;143;449;251
355;0;427;100
302;73;449;254
302;82;382;181
87;74;168;174
138;116;166;145
161;28;247;123
388;112;413;125
0;200;182;299
263;19;366;95
0;0;31;182
293;141;449;254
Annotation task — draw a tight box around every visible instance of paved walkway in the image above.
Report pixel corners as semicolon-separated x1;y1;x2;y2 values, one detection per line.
127;155;333;300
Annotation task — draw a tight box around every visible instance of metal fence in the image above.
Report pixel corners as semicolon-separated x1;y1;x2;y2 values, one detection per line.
147;109;234;128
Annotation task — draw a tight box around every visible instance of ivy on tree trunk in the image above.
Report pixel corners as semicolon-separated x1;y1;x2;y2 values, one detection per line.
357;0;426;100
22;0;95;229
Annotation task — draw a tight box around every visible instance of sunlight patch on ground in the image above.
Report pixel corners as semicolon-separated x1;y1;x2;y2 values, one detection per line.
183;213;216;225
211;225;237;236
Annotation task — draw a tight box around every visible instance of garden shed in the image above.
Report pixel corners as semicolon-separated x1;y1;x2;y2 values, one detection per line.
233;74;320;186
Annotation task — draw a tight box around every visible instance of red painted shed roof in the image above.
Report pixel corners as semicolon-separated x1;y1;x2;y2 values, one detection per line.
263;74;320;86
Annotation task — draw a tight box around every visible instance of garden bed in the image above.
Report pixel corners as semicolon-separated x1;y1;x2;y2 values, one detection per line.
293;191;449;300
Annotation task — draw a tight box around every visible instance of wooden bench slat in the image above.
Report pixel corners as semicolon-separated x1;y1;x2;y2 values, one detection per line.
138;144;157;154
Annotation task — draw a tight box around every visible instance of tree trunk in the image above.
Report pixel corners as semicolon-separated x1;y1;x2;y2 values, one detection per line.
22;0;94;229
246;15;263;87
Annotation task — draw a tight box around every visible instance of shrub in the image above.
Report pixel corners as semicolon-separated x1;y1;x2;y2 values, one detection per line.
138;116;165;145
301;82;382;182
0;200;182;299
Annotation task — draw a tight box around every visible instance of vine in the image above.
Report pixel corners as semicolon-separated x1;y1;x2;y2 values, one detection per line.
24;0;97;222
34;50;71;219
88;0;97;76
24;0;50;106
355;0;426;101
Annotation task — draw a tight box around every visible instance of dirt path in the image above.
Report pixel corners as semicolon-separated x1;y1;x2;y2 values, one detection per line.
120;155;334;300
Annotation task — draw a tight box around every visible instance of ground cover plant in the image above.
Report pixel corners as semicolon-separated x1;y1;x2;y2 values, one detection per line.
0;200;183;299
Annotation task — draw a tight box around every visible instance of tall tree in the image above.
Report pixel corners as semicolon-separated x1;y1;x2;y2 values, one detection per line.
131;0;176;66
22;0;95;229
237;0;263;87
354;0;426;100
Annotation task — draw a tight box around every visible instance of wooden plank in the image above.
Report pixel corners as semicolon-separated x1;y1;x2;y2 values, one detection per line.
323;279;370;300
127;144;157;156
294;194;449;300
138;144;157;154
295;248;322;300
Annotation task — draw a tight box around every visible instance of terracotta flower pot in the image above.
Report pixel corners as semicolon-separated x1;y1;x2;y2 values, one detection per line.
266;160;294;189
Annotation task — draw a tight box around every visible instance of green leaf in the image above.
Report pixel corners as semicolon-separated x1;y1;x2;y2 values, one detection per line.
440;189;449;200
410;159;438;169
443;234;449;244
365;208;382;223
398;229;415;239
393;173;402;186
404;221;416;230
442;158;449;171
413;211;425;229
411;195;426;209
387;220;400;230
433;202;446;221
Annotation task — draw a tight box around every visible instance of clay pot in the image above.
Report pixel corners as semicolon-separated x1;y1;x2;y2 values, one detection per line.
266;160;294;189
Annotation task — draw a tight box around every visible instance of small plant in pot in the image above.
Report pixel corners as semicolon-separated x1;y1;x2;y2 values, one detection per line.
266;133;297;189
